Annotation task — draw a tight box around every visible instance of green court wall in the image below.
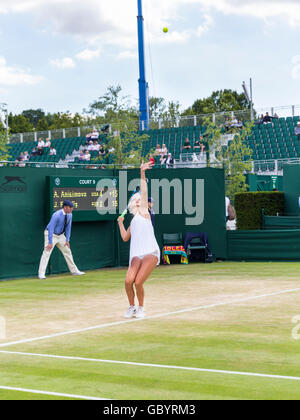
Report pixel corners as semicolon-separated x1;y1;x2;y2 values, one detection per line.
283;165;300;215
0;166;227;280
227;229;300;261
0;167;116;280
246;174;283;192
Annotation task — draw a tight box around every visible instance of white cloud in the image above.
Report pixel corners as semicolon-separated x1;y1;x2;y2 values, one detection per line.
292;55;300;80
199;0;300;26
1;0;300;25
1;0;300;53
76;49;101;61
116;51;137;61
0;56;43;86
0;0;212;49
50;57;76;69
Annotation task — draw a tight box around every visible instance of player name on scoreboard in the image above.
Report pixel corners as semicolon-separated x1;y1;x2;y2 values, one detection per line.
53;187;118;211
47;176;119;222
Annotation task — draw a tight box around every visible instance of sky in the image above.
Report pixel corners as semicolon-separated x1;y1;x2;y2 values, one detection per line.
0;0;300;115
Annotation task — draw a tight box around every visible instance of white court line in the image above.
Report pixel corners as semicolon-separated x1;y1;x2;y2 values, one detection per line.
0;385;109;400
1;286;300;349
1;350;300;383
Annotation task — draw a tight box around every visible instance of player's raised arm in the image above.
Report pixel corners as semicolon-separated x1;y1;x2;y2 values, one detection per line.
140;161;152;214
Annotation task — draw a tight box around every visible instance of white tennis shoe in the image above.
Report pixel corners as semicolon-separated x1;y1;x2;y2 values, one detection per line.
124;306;137;319
136;306;145;319
72;271;86;276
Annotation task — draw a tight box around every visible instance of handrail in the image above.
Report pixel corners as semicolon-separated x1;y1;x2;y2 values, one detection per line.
7;104;300;144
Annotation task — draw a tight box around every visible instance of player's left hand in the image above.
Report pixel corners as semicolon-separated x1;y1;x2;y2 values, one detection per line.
140;161;153;172
65;242;70;248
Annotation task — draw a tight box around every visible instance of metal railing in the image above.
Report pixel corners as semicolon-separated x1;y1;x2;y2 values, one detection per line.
9;125;99;144
0;156;299;173
0;159;223;170
7;104;300;144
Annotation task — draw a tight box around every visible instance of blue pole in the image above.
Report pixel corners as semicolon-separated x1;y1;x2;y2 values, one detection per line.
137;0;150;130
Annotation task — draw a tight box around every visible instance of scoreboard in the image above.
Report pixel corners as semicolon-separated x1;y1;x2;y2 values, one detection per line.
47;176;118;221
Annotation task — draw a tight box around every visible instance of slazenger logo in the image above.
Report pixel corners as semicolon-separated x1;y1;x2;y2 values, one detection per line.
0;176;27;193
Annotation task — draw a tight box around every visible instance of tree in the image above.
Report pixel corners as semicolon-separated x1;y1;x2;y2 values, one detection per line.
48;112;85;130
22;109;46;128
90;86;148;167
36;117;49;131
149;99;181;128
149;97;166;122
182;89;250;116
87;85;137;120
165;101;181;127
0;127;10;161
8;113;34;134
203;116;254;199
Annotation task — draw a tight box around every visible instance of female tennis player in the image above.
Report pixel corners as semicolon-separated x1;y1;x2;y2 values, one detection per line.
118;161;160;319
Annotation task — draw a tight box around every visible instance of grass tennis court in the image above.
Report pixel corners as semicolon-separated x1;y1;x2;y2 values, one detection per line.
0;262;300;400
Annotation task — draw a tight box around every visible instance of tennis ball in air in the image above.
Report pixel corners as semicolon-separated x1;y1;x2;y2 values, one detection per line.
163;27;168;33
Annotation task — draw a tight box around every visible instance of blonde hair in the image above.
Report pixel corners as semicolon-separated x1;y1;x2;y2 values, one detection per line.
128;193;141;214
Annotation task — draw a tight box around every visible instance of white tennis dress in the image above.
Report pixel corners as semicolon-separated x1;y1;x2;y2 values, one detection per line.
129;213;160;267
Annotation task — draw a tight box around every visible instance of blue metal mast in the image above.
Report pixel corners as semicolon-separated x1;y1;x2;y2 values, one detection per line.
137;0;150;130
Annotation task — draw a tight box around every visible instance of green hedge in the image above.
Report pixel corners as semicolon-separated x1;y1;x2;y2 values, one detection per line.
235;192;284;230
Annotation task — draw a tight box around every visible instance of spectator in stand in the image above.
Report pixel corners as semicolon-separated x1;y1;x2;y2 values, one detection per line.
49;147;57;156
78;151;85;161
87;141;94;151
194;136;205;152
14;154;24;167
237;120;243;128
160;153;167;165
99;145;106;157
256;114;264;125
17;152;25;163
165;153;174;168
93;141;100;151
149;154;155;165
108;146;115;154
23;151;30;161
182;138;191;150
224;117;231;132
263;112;272;124
90;129;99;140
231;116;239;128
161;144;168;156
273;113;279;119
44;138;51;148
36;147;44;156
154;144;162;156
193;139;201;151
84;150;91;161
37;138;45;149
200;141;206;157
295;122;300;138
31;147;38;157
